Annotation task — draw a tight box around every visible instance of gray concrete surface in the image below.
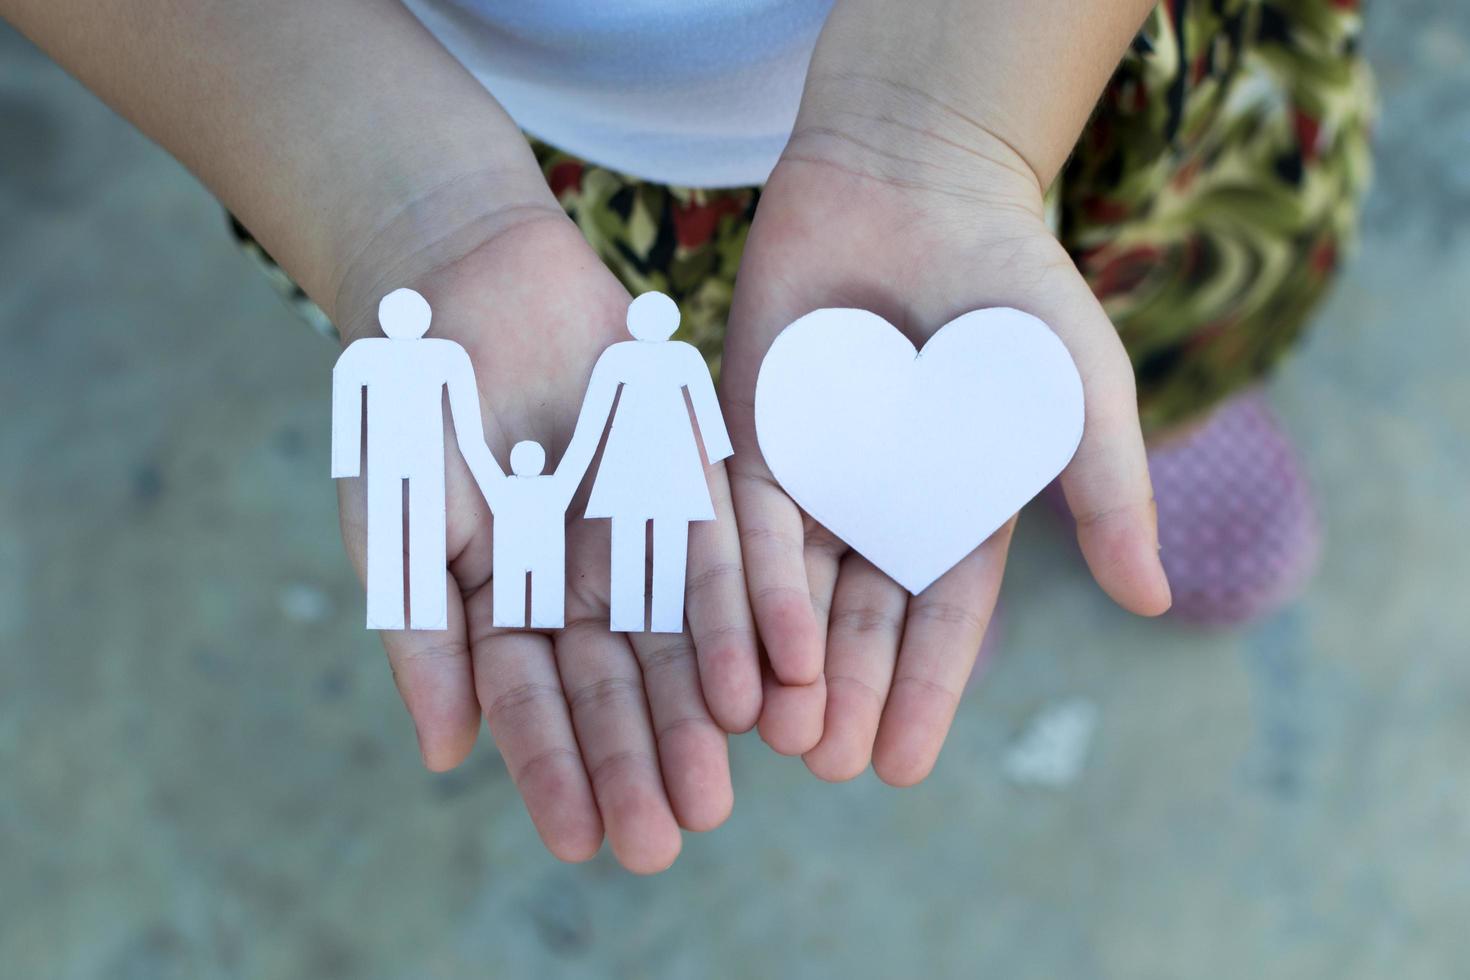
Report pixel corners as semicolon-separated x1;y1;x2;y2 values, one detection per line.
2;6;1468;978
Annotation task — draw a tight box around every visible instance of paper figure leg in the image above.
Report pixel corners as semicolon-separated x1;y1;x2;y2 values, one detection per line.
650;519;689;633
407;467;448;630
492;566;528;629
609;518;647;632
365;471;405;630
529;544;566;630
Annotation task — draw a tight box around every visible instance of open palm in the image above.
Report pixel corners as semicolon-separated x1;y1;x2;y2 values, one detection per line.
722;154;1172;784
334;214;759;873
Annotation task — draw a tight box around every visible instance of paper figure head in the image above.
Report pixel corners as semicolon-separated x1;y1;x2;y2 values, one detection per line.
379;288;432;340
510;440;547;477
627;291;679;342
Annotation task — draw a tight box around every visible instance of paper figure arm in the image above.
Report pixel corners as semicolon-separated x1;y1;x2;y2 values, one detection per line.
682;343;734;464
331;342;368;478
444;344;507;507
551;357;621;506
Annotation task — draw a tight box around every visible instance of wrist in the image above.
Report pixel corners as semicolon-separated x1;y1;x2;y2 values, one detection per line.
784;71;1046;218
797;0;1154;195
328;162;566;344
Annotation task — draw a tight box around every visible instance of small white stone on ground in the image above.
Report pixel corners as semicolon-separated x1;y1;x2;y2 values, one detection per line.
1003;698;1100;788
278;582;332;624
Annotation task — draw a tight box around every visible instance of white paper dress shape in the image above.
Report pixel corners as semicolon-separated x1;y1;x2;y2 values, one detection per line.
754;307;1085;595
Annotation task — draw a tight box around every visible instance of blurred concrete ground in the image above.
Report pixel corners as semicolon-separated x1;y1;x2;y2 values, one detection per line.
1;5;1467;978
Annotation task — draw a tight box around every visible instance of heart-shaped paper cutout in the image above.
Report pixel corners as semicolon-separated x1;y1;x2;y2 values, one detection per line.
755;307;1084;594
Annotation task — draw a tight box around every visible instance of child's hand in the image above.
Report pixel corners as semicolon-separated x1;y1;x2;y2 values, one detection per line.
334;210;759;873
720;129;1171;784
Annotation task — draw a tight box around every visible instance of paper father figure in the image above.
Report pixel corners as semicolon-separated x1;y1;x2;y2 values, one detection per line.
754;307;1085;595
331;288;492;630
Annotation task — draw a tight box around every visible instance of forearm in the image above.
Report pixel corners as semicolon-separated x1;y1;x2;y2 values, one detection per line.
2;0;554;326
794;0;1156;191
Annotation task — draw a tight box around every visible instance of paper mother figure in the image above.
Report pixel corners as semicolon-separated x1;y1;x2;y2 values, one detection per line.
331;288;493;630
575;292;734;632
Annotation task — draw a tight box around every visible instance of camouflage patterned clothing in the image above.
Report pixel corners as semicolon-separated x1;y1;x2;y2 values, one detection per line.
237;0;1372;434
1061;0;1373;431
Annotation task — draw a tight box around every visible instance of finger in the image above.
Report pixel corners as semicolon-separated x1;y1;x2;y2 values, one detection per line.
803;523;845;645
1061;388;1173;616
1033;261;1172;616
628;631;734;833
728;465;825;686
556;620;682;874
751;523;845;755
684;465;762;732
335;477;481;772
756;666;827;757
467;612;602;863
873;520;1013;787
803;555;907;782
378;575;482;772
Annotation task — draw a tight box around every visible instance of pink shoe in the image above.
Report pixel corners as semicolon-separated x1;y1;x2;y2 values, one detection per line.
1148;389;1322;625
1045;389;1321;626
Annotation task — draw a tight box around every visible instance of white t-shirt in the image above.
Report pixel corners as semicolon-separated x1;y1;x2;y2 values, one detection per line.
402;0;835;188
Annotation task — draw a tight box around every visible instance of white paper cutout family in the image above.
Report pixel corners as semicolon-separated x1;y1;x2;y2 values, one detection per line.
333;289;731;632
333;288;1085;634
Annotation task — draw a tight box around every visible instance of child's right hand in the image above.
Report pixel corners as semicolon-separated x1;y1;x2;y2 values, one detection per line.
332;205;760;874
4;0;764;875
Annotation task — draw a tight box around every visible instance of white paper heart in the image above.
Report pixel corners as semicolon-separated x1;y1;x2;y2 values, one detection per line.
755;307;1084;594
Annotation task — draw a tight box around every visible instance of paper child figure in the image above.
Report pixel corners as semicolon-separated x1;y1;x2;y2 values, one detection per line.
331;288;489;630
575;291;734;632
471;434;599;630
